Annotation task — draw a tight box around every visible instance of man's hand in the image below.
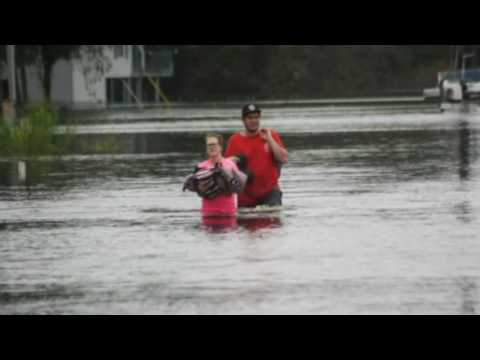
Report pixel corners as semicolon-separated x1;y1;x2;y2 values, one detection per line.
260;128;289;165
259;128;273;141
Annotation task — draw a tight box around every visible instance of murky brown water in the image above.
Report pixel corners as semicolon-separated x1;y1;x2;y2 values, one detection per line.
1;105;480;314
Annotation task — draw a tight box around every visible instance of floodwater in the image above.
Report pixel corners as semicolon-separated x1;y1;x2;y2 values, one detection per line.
1;103;480;315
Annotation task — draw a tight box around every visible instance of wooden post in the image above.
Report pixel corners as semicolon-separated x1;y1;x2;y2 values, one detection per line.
18;160;27;183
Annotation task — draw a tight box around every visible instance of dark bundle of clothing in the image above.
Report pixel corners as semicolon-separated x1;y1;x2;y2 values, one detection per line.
183;163;244;200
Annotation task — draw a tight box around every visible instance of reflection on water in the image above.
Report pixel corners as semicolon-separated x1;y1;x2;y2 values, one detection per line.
455;121;475;224
202;216;238;231
459;121;472;181
0;160;55;190
237;217;282;233
1;106;480;314
458;277;477;315
201;216;283;233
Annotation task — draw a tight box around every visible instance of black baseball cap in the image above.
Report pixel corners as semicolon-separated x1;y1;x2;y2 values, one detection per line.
242;104;262;117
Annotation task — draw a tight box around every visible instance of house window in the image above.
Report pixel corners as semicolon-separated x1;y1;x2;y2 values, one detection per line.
113;45;128;59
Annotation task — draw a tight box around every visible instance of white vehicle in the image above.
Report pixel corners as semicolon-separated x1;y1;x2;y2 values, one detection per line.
441;80;463;102
465;82;480;99
438;68;480;112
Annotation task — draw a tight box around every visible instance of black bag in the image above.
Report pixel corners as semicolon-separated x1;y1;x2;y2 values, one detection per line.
183;164;232;199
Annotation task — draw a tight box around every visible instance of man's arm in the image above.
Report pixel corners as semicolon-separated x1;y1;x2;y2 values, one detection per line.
261;129;289;165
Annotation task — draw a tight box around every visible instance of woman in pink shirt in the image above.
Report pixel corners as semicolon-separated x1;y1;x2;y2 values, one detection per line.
183;134;247;222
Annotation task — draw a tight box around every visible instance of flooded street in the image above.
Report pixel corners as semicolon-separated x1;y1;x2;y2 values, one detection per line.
1;104;480;314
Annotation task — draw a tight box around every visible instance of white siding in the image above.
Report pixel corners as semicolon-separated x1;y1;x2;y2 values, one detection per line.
50;60;73;106
107;45;133;78
72;62;106;109
24;61;74;106
4;46;138;109
70;45;134;109
25;65;45;103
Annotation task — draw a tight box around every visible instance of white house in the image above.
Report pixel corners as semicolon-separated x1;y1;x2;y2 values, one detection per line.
1;45;175;110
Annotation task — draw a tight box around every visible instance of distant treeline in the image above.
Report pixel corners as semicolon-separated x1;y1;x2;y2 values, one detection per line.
161;45;478;101
1;45;478;103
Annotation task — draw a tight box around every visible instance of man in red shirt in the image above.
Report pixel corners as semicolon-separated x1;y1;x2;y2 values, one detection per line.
225;104;289;208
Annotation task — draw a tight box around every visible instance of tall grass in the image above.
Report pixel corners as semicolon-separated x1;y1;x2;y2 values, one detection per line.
0;104;72;158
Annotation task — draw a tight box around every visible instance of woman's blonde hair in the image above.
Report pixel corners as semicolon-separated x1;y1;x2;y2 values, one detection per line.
205;133;224;148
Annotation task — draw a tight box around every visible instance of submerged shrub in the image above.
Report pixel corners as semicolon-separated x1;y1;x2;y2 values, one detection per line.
0;104;72;158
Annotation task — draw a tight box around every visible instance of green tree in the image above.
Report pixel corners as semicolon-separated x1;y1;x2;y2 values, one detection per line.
160;45;455;100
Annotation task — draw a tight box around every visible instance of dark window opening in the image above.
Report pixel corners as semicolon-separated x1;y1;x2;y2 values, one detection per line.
1;79;9;101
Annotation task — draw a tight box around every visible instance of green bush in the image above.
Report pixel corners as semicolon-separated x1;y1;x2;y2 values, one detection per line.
0;104;72;158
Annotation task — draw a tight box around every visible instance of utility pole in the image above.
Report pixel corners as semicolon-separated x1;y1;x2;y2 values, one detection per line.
462;53;475;80
454;45;461;71
5;45;16;125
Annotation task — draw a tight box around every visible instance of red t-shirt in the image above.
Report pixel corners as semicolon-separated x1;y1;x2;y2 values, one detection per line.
225;130;286;207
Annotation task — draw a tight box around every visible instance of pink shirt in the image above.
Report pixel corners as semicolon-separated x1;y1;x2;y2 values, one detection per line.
198;158;239;217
